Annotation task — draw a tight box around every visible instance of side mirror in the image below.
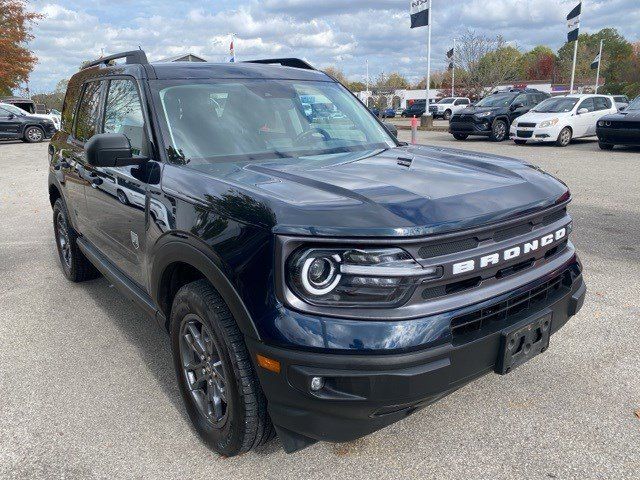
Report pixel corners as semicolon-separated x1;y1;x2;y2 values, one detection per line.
577;108;589;115
85;133;147;168
7;113;15;120
511;103;525;111
383;122;398;138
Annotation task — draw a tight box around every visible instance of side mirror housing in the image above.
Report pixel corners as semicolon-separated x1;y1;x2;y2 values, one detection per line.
383;122;398;138
577;108;589;115
511;102;525;111
85;133;147;168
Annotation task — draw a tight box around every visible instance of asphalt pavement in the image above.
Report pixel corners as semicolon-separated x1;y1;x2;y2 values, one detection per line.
1;134;639;479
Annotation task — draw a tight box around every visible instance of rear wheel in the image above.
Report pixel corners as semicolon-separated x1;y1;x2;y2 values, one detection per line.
117;190;129;205
599;142;614;151
452;133;468;140
556;127;572;147
170;280;274;457
24;126;44;143
490;120;508;142
53;199;100;282
443;110;452;121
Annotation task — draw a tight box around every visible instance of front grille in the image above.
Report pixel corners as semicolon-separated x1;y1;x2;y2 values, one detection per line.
518;122;537;128
610;121;640;130
418;238;479;259
429;106;438;113
517;130;534;138
451;115;474;123
493;223;532;242
450;269;573;338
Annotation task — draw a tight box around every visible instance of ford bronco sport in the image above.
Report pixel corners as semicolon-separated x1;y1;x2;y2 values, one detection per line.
48;50;586;456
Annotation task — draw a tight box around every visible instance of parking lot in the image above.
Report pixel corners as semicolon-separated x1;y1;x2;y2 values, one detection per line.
1;134;639;479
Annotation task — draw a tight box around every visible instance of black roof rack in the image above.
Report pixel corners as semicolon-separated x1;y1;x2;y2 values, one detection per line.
243;58;316;71
82;50;149;70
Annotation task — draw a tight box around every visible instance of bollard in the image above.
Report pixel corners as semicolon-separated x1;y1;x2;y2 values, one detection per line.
411;116;418;144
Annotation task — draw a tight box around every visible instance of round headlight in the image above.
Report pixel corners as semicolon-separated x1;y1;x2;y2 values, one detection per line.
301;256;341;295
598;121;604;127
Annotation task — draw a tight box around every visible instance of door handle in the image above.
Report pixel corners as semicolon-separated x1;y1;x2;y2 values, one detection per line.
91;178;104;188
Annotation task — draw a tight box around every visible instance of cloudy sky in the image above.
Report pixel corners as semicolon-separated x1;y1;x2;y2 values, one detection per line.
26;0;640;92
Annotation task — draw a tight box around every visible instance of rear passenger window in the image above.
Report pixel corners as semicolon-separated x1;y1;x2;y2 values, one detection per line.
103;79;146;155
74;81;103;142
594;97;611;110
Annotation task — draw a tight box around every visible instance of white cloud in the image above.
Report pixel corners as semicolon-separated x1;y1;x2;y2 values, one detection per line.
24;0;640;93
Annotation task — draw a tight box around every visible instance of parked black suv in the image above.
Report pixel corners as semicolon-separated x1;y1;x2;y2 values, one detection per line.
449;89;550;142
0;102;57;142
48;51;585;456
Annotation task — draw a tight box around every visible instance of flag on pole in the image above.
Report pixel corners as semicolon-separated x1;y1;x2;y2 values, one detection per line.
410;0;430;29
229;39;235;63
447;47;454;70
566;2;581;42
590;52;600;70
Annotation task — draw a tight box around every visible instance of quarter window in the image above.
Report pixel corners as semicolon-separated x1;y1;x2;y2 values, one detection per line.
103;79;146;154
74;81;103;142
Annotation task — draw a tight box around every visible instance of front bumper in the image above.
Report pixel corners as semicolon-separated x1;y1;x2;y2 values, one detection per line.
597;127;640;146
249;263;586;452
510;124;560;143
449;118;493;136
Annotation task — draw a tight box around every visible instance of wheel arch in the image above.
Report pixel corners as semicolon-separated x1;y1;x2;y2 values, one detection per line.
151;238;261;341
49;182;62;207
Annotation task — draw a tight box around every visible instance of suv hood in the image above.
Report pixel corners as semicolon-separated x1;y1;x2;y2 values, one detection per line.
456;105;503;115
165;145;569;237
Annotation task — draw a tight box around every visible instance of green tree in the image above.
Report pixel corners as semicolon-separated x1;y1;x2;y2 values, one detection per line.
383;72;410;90
476;46;522;89
347;81;366;92
557;28;633;89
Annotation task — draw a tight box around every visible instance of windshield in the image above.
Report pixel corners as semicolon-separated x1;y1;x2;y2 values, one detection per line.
437;98;454;104
475;94;517;108
0;104;26;116
627;97;640;111
532;97;579;113
154;79;395;165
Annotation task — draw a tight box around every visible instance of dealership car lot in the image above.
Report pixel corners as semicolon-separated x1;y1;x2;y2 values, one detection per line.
1;136;639;479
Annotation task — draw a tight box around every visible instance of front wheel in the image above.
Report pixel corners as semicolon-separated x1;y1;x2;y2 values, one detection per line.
556;127;572;147
452;133;469;140
490;120;508;142
170;280;274;456
599;142;614;151
53;199;100;282
24;126;44;143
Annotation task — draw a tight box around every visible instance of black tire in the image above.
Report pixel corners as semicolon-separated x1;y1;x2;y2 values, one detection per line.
117;190;129;205
170;280;274;457
443;110;452;121
24;126;44;143
490;120;508;142
514;140;528;145
453;133;469;140
556;127;572;147
53;198;101;282
599;142;614;151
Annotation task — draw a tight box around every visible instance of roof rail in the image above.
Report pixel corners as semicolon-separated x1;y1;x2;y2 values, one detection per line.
82;50;149;70
244;58;316;71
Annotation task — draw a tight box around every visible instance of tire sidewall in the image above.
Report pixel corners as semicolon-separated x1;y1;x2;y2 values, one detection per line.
491;120;507;142
25;126;44;143
557;127;572;147
53;199;74;279
170;288;246;456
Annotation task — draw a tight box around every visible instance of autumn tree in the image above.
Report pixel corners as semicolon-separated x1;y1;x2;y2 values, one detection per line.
347;81;366;92
0;0;42;95
519;46;557;81
322;66;349;85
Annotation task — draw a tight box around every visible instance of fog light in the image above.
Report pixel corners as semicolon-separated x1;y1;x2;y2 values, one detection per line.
310;377;325;391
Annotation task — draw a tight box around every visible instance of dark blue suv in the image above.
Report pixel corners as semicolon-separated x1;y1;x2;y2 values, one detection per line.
48;51;586;456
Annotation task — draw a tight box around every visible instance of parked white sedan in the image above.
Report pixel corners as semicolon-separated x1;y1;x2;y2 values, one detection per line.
510;94;617;147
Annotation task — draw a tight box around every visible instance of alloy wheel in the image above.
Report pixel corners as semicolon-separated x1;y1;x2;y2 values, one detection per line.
27;127;43;142
179;314;228;425
493;121;507;141
56;211;72;269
